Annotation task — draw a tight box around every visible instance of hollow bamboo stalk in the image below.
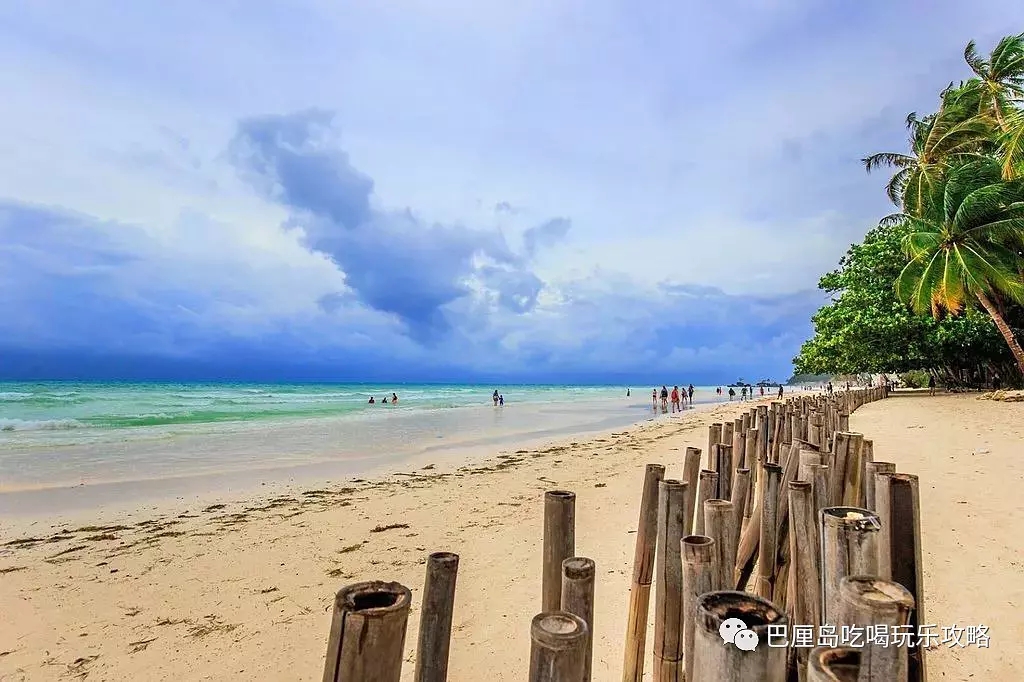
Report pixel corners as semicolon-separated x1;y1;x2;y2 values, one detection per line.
691;591;788;682
694;469;718;536
682;536;716;682
858;439;874;508
807;464;829;535
730;468;750;536
798;449;821;482
874;473;926;682
530;612;588;682
414;553;460;682
734;491;762;590
840;433;864;507
732;418;746;468
704;499;737;591
742;412;751;434
543;490;576;613
757;406;770;466
561;558;596;682
788;481;820;678
745;428;759;517
807;647;861;682
621;464;665;682
683;447;702;535
836;576;914;682
323;581;412;682
819;507;880;626
717;444;734;501
654;480;686;682
756;463;783;598
838;411;850;432
863;462;895;512
828;433;851;507
708;423;723;468
723;421;734;448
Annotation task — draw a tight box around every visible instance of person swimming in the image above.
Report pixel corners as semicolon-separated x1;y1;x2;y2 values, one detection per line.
382;396;389;404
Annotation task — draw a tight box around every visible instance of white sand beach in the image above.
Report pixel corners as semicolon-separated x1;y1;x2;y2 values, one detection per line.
0;393;1020;680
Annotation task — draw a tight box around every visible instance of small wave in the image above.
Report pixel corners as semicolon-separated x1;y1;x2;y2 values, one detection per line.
0;392;34;400
0;418;84;432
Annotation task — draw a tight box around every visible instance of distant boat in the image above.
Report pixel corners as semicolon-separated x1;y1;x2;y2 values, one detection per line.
726;379;752;387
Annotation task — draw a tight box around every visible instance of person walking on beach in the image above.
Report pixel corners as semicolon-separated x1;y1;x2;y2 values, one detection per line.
671;386;681;412
759;385;765;397
993;373;1002;391
728;387;736;401
777;385;784;399
660;386;669;411
928;375;936;396
626;388;630;397
741;386;747;401
688;384;694;403
652;388;658;409
493;389;500;406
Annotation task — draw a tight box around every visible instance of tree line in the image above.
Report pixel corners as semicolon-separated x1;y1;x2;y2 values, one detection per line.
795;33;1024;389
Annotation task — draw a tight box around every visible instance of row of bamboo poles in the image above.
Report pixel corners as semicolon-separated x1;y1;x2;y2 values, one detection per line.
320;386;926;681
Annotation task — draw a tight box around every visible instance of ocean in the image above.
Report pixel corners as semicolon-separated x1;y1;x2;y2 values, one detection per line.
0;382;722;510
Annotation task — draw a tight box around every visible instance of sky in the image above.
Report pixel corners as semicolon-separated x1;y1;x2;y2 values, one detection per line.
1;1;1021;384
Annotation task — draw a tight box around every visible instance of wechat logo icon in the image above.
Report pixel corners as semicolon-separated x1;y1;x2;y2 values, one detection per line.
719;617;759;652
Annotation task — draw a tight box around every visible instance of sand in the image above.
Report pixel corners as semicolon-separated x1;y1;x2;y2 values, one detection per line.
0;393;1020;680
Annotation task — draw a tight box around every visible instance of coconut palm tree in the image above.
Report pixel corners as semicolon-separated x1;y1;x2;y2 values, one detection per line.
863;90;993;215
885;159;1024;374
963;33;1024;130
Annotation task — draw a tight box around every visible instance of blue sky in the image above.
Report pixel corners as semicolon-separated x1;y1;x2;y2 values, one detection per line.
0;1;1020;383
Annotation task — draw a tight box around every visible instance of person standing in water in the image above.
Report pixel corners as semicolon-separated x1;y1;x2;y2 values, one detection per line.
670;386;680;412
652;388;658;409
660;386;669;411
626;388;631;397
391;393;398;404
499;394;504;406
493;389;500;406
688;384;694;404
728;387;736;401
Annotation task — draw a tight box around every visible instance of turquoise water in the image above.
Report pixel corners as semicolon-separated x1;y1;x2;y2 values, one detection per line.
0;382;722;499
0;382;640;433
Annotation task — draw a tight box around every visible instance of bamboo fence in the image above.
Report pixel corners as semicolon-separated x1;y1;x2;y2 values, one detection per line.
320;386;928;682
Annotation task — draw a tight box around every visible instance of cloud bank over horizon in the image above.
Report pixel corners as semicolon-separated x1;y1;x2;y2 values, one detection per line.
0;1;1019;383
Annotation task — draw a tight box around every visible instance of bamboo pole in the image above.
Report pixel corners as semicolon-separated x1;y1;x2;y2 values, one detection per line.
704;500;737;591
745;428;759;520
691;591;788;682
788;481;820;678
734;492;761;590
543;490;576;613
874;473;926;682
730;468;750;537
682;536;716;682
838;411;850;432
323;581;412;682
708;423;723;468
840;433;864;507
622;464;665;682
530;612;588;682
837;576;914;682
694;469;718;536
858;439;874;508
723;421;734;449
683;447;702;535
756;463;783;598
717;444;734;501
807;464;830;535
561;558;596;682
414;553;460;682
732;418;746;469
819;507;880;626
654;480;686;682
756;406;770;466
798;449;821;482
863;462;895;512
806;647;861;682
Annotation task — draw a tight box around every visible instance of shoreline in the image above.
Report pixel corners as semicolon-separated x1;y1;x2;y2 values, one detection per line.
0;398;730;533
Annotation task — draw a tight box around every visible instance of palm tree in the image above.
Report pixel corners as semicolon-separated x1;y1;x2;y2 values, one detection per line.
885;159;1024;374
863;91;992;215
963;34;1024;130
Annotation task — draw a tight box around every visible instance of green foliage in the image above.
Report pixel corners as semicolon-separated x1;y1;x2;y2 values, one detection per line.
899;370;931;388
795;32;1024;385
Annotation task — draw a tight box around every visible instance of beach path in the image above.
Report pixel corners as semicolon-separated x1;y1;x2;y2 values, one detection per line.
852;392;1023;680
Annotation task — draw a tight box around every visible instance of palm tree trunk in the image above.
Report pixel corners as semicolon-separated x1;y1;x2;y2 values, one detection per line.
977;291;1024;377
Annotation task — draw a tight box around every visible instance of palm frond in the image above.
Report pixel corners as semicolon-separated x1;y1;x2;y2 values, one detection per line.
862;152;915;172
